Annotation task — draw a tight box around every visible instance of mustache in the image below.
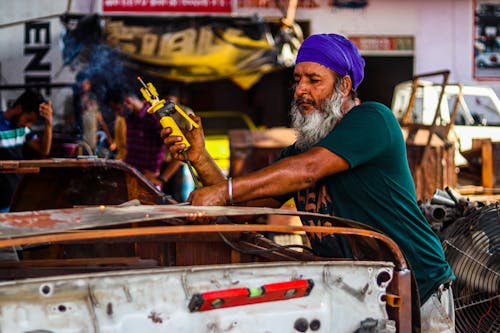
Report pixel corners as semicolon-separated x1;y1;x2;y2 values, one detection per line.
293;97;317;108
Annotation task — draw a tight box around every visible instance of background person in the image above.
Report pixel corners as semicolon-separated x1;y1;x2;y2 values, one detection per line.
107;92;127;161
76;76;115;156
120;92;171;188
0;89;53;212
162;34;456;332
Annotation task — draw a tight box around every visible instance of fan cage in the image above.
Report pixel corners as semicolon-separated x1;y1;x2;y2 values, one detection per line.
442;204;499;333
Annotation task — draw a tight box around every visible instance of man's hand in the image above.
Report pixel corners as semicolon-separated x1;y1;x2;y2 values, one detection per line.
188;182;228;206
27;100;54;157
161;114;205;163
39;101;53;127
160;113;227;187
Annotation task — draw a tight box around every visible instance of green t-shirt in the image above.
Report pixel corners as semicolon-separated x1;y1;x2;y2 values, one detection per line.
279;101;454;304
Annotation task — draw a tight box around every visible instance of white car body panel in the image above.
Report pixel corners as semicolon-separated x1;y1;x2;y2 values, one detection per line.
0;261;396;332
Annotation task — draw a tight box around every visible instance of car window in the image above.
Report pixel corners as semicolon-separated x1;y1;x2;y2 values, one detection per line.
394;82;500;127
411;89;447;125
410;97;425;123
446;95;473;125
461;95;500;125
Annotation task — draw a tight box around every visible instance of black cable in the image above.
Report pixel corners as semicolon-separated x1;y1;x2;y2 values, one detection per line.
217;231;315;255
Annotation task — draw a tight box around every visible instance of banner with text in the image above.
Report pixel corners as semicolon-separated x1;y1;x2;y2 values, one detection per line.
102;16;280;89
102;0;232;14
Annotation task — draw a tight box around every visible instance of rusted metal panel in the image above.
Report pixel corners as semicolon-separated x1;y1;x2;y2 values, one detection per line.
0;206;409;270
386;268;418;333
0;205;339;239
0;158;174;211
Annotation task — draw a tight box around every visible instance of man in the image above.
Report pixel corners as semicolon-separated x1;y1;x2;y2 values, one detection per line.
161;33;455;332
77;77;115;155
109;98;127;161
119;92;177;188
0;89;53;212
122;93;165;183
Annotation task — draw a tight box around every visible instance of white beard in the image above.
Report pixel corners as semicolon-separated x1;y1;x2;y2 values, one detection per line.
291;89;344;151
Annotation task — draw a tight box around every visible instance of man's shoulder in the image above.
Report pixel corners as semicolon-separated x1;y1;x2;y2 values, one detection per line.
351;101;398;125
357;101;392;114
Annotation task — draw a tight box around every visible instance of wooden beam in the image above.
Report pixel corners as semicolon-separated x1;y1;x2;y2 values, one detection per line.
481;138;494;190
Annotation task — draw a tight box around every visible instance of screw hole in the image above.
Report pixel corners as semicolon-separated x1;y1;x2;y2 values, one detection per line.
310;319;321;331
376;271;391;287
40;284;51;295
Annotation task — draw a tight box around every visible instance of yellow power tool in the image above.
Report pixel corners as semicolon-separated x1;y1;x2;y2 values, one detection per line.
137;76;200;188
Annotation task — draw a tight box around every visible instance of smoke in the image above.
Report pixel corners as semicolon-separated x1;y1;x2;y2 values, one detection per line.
62;14;134;101
61;14;102;67
79;44;128;104
61;14;132;132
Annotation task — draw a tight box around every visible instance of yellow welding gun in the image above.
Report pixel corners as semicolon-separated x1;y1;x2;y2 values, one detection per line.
137;76;198;151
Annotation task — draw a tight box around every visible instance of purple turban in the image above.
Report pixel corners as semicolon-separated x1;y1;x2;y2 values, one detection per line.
295;34;365;90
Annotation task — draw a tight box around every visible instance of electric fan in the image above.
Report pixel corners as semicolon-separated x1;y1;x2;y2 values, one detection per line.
440;202;499;333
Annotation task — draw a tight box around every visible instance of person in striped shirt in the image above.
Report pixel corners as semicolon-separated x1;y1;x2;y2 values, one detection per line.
0;89;53;212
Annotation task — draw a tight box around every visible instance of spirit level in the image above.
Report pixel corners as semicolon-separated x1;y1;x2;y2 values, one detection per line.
188;279;314;312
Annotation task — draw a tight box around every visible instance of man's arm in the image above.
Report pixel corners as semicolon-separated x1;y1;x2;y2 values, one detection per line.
160;114;344;208
97;110;115;150
26;101;53;157
188;146;349;206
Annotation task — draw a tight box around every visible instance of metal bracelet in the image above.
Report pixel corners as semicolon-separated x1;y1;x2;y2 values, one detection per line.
227;177;233;205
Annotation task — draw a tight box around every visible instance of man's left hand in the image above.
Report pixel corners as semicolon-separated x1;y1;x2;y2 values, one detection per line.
188;182;227;206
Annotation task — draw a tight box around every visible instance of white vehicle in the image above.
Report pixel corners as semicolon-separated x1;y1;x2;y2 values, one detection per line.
1;154;495;332
391;79;500;166
0;159;413;332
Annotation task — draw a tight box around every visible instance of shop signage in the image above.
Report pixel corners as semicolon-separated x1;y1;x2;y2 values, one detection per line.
62;15;284;89
102;0;232;14
349;36;414;53
25;22;52;95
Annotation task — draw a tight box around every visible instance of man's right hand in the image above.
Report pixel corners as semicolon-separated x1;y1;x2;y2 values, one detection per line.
39;101;53;127
160;114;227;187
160;114;205;164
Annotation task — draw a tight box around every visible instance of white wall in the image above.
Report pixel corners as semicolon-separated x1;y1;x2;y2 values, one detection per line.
415;0;477;85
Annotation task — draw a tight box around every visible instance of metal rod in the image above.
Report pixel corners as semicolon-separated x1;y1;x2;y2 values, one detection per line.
0;83;75;90
137;76;147;89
